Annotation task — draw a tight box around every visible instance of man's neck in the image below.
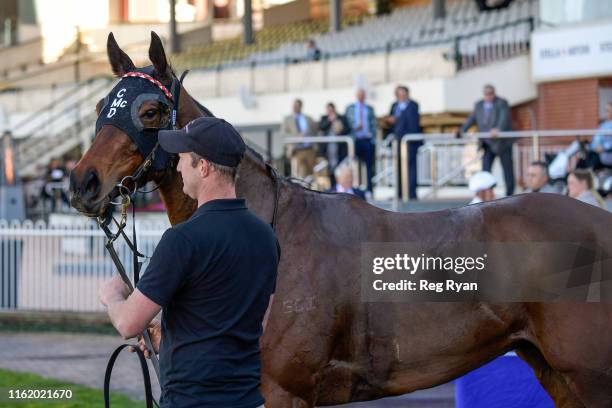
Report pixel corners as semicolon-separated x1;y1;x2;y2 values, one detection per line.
197;184;237;208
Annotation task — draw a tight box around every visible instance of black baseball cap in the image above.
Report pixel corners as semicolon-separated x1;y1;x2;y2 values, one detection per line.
158;117;246;168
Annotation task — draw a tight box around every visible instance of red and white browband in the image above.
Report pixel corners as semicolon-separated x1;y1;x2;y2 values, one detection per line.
122;71;174;102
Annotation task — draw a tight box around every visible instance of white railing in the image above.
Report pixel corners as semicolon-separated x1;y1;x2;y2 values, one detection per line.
395;129;612;203
0;219;168;312
372;134;396;188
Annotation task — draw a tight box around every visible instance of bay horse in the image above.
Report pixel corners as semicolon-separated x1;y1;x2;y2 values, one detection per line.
69;32;612;407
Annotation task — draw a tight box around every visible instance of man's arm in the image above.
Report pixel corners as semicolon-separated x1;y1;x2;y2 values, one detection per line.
409;102;420;134
368;106;378;136
100;276;161;339
461;110;477;133
280;116;290;135
107;290;161;339
345;105;355;133
495;99;511;131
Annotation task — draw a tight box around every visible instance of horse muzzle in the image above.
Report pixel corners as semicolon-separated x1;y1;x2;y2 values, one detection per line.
69;169;112;217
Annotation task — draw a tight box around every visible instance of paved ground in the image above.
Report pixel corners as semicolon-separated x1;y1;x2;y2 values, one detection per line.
0;331;162;401
0;331;454;406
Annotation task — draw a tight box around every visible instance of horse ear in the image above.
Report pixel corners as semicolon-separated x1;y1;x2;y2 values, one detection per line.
107;32;135;77
149;31;170;79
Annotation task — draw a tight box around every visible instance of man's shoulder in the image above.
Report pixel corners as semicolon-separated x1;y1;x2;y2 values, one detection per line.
163;222;197;245
600;120;612;130
495;97;509;106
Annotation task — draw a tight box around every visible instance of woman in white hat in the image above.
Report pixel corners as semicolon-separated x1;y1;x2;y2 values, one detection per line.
468;171;497;204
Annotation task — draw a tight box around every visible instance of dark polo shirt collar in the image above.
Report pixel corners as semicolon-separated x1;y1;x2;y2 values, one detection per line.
194;198;247;217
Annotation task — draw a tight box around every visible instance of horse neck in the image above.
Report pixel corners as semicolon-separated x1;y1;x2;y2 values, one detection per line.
156;92;278;227
235;148;278;225
156;168;197;226
156;89;202;226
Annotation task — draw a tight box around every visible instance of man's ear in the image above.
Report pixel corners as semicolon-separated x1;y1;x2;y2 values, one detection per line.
199;159;210;178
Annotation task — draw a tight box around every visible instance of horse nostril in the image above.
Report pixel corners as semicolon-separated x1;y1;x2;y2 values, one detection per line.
83;170;101;198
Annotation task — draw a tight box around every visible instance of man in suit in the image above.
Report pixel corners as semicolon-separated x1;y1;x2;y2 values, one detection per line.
327;163;366;200
461;84;515;196
282;99;317;179
386;85;421;200
345;89;377;194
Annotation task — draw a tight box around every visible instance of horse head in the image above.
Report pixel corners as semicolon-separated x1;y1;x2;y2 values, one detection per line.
70;31;186;218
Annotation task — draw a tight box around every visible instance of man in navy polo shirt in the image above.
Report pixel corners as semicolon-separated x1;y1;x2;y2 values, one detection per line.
98;117;279;408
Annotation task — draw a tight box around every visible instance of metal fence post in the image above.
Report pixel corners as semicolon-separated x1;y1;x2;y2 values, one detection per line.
430;146;438;198
532;132;540;161
266;129;273;162
453;36;462;71
401;138;409;202
391;139;399;211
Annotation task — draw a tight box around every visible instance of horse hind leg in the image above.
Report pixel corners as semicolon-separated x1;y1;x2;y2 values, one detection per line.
516;343;585;408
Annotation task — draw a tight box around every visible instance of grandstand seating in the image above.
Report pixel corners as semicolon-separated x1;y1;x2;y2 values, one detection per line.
174;0;537;71
172;16;364;70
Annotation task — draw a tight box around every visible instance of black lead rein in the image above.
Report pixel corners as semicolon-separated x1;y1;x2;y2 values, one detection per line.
98;208;160;408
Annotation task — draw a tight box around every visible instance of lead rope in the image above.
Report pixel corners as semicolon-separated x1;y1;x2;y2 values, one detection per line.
266;162;281;232
101;198;160;408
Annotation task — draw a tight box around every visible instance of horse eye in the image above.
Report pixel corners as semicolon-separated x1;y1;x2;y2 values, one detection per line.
143;109;157;119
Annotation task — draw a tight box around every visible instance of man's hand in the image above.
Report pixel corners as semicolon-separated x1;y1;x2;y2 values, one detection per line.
130;320;161;358
99;275;131;307
490;128;499;138
386;116;396;125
